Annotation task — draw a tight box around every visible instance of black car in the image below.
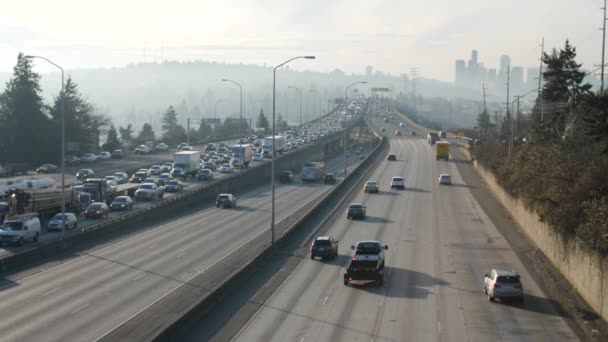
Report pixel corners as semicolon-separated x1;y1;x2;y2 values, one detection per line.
324;173;336;184
130;171;148;183
310;236;339;260
202;162;216;171
346;203;367;219
216;193;236;208
387;153;397;161
164;180;184;192
111;150;123;158
197;169;214;181
157;173;173;186
279;171;294;183
410;131;416;136
110;196;134;211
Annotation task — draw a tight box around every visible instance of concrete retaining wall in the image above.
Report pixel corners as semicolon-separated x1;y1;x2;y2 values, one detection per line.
474;161;608;321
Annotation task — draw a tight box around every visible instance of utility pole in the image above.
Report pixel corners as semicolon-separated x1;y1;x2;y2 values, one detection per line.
409;67;419;113
515;96;521;139
601;0;607;93
187;118;190;144
401;73;408;94
506;66;512;158
482;83;488;114
538;37;545;122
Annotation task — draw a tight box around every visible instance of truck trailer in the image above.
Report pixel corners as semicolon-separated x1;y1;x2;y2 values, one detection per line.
0;188;80;223
301;162;325;182
435;141;450;160
171;151;200;179
229;144;253;168
262;135;286;158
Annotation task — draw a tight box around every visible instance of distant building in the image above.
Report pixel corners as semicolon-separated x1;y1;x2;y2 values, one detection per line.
487;68;497;83
366;65;373;78
455;60;466;85
498;55;511;79
511;66;524;92
526;67;540;85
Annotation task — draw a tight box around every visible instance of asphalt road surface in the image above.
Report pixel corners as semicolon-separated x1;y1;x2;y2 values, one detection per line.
230;123;578;341
0;150;365;342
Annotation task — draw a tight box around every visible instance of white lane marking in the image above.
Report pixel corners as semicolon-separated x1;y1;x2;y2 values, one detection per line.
207;235;216;241
322;296;329;305
299;337;305;342
438;321;442;334
42;288;58;296
149;243;159;249
132;273;145;281
103;263;114;269
71;303;89;314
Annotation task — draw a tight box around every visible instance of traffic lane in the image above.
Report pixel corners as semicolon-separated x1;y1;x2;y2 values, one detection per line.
232;138;419;342
233;138;576;342
0;152;365;342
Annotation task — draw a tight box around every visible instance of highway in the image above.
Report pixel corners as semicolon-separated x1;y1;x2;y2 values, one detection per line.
0;150;366;342
227;107;578;341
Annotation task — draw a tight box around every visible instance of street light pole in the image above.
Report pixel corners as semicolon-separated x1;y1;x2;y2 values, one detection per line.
344;81;367;177
288;86;302;126
222;79;243;175
272;55;315;244
214;99;222;139
26;55;66;241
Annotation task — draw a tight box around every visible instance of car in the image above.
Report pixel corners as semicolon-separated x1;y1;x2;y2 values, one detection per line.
130;171;148;183
395;130;402;136
80;153;97;163
155;143;169;151
110;196;134;211
105;179;118;193
177;142;189;151
205;143;216;152
164;180;184;192
387;153;397;161
483;269;524;303
210;156;222;165
181;145;193;151
84;202;109;219
410;131;416;136
390;176;405;190
135;183;163;200
143;177;158;186
134;145;151;154
36;163;58;174
111;150;123;159
197;168;214;181
113;172;129;184
76;168;94;181
201;162;216;171
104;175;120;184
219;163;233;173
344;240;388;286
0;216;41;246
216;193;236;208
157;173;173;186
252;153;263;162
324;173;336;184
310;236;339;260
149;165;162;175
97;152;111;160
439;174;452;185
65;154;80;166
218;142;227;149
380;127;386;132
346;203;367;219
399;122;404;127
279;171;294;183
364;181;379;193
47;213;78;231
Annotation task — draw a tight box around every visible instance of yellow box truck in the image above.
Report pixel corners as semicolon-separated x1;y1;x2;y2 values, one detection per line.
435;141;450;160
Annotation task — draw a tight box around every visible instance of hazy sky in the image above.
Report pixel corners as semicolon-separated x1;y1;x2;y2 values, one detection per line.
0;0;604;81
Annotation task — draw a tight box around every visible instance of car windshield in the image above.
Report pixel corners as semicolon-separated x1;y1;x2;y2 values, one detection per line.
349;204;363;209
88;204;103;210
1;221;24;230
52;214;67;220
139;185;153;189
356;243;381;253
201;170;210;174
174;163;185;169
114;197;128;203
151;166;160;170
167;180;178;185
218;195;229;200
496;276;521;283
314;240;331;246
135;172;146;177
393;177;403;182
367;182;377;186
160;174;169;179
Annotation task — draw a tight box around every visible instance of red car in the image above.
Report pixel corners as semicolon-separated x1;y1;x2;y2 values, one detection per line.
85;202;109;219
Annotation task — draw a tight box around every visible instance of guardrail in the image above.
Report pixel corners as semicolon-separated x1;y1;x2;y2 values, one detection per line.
145;133;388;342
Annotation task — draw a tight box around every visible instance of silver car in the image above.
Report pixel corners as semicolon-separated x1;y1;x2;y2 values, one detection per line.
48;213;78;231
484;269;524;303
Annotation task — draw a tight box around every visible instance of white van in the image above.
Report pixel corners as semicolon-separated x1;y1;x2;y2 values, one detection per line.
0;214;41;246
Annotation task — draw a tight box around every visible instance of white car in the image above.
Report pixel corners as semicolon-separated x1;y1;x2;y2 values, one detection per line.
97;152;111;160
252;154;263;162
48;213;78;231
155;143;169;151
80;153;97;163
439;174;452;185
390;176;405;190
219;163;233;173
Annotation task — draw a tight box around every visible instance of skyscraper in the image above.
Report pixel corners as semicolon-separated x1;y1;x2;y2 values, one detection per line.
499;55;511;79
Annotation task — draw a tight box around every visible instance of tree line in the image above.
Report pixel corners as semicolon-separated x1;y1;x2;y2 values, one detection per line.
0;54;292;166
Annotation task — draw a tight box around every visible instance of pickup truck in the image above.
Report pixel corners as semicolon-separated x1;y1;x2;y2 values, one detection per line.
483;269;524;303
134;183;164;201
344;240;388;286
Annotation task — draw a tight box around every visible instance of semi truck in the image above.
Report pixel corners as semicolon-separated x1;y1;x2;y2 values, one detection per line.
0;177;55;200
427;132;439;145
262;135;286;158
81;178;115;204
301;162;325;182
435;141;450;160
171;151;200;179
229;144;254;168
0;188;80;224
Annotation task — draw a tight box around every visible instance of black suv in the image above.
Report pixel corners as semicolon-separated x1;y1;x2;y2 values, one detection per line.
310;236;339;260
346;203;366;219
279;171;294;183
130;171;148;183
324;173;336;184
216;193;236;208
344;240;388;286
387;153;397;161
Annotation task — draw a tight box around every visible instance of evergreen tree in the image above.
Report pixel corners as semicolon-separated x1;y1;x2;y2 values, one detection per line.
277;113;288;131
50;77;109;153
119;124;133;144
103;125;121;151
136;123;156;143
161;106;187;144
475;110;492;138
579;92;608;153
0;53;54;164
198;119;213;139
256;108;269;132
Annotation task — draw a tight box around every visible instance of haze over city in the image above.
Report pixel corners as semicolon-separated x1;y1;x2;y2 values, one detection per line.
1;0;605;81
